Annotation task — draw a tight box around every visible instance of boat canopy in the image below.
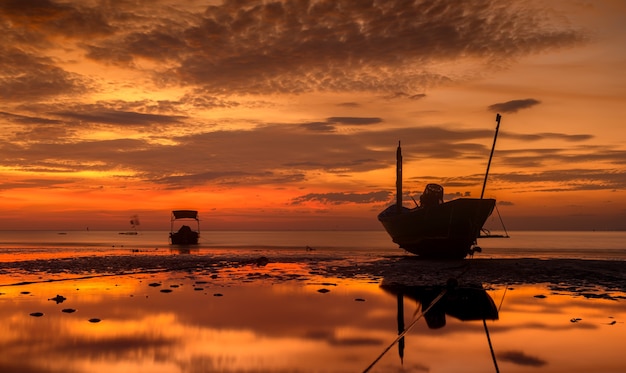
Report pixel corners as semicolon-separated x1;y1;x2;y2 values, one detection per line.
419;183;444;207
172;210;199;220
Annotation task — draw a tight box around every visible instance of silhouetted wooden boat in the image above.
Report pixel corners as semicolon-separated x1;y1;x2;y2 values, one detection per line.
378;115;503;259
169;210;200;245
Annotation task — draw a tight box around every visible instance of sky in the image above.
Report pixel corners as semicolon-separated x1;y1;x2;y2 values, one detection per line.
0;0;625;231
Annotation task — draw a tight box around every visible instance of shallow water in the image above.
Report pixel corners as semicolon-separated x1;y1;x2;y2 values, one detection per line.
0;270;624;373
0;230;625;372
0;230;625;259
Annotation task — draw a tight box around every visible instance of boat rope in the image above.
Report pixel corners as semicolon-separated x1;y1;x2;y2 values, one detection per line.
497;284;508;312
483;319;500;373
494;204;509;238
362;288;448;373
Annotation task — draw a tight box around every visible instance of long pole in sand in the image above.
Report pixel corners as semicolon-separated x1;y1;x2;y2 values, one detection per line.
481;114;502;199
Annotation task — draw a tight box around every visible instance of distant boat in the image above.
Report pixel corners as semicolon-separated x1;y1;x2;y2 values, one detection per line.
119;215;140;235
169;210;200;245
378;115;503;259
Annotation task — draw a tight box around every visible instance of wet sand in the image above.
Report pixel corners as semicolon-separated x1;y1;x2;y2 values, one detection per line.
1;251;625;298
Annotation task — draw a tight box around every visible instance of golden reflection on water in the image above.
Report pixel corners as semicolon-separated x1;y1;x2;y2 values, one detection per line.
0;271;624;373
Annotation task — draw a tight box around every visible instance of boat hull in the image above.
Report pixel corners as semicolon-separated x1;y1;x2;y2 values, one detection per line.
170;232;198;245
378;198;495;259
169;225;199;245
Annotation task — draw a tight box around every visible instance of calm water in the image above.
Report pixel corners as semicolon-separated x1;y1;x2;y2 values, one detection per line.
0;230;625;259
0;230;625;373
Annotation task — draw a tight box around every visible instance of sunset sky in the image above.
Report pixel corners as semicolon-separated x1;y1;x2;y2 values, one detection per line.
1;0;625;231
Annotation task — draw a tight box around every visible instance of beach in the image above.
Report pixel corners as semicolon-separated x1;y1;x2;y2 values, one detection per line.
2;251;626;298
1;231;625;372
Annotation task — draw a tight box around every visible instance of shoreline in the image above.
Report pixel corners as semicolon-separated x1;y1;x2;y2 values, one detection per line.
1;252;625;298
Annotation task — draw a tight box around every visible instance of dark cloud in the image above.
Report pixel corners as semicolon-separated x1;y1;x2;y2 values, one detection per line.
290;191;391;205
0;0;114;39
0;47;89;101
326;117;382;125
301;122;337;132
300;117;382;132
505;132;592;142
168;1;585;94
0;114;613;192
0;0;583;97
54;109;187;126
337;102;360;108
384;92;428;100
496;146;626;169
488;99;541;113
492;168;626;191
0;0;588;103
0;111;62;125
498;350;547;367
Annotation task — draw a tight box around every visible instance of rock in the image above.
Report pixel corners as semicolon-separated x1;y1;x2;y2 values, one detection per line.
49;294;67;304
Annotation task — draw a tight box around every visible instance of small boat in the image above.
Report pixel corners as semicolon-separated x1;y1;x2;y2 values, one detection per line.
378;114;503;259
169;210;200;245
119;215;140;235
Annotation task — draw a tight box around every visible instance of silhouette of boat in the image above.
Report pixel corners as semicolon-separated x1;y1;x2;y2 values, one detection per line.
169;210;200;245
119;215;140;235
378;115;503;259
364;281;500;372
381;282;499;329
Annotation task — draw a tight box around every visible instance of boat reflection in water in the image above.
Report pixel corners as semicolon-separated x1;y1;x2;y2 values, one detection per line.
378;281;499;367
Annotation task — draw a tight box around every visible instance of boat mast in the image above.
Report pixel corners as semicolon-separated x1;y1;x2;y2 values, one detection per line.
481;114;502;199
396;141;402;213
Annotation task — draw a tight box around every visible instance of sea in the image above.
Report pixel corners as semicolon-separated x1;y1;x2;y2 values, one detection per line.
0;229;625;260
1;230;625;373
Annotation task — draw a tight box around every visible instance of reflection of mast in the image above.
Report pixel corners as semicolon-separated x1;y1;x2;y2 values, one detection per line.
484;319;500;372
396;293;405;364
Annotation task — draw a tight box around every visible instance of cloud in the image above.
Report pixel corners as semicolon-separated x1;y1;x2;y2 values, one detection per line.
492;168;626;191
0;111;62;125
0;0;114;39
0;0;585;99
300;116;382;132
505;132;592;142
54;109;187;126
488;99;542;113
1;110;615;192
290;191;391;205
0;47;89;101
326;117;383;125
498;350;547;367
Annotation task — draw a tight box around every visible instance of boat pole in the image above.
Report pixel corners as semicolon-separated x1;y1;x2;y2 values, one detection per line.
396;141;402;213
480;114;501;199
